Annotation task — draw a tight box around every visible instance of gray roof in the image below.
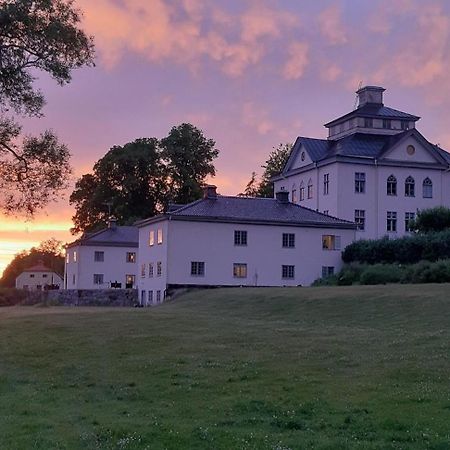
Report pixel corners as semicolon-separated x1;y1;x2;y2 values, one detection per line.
324;104;420;128
67;226;139;248
137;196;355;229
282;129;450;174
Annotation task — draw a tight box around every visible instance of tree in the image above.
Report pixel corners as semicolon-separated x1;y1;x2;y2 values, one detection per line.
161;123;219;204
0;238;64;288
242;143;292;198
70;138;165;234
0;0;94;215
412;206;450;233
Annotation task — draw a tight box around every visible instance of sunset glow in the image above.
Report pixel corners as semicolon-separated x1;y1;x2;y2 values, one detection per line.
3;0;450;275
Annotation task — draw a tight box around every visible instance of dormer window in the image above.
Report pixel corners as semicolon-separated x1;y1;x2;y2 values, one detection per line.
382;119;391;129
364;118;373;128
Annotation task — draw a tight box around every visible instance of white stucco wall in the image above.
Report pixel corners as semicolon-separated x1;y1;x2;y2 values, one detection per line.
16;271;63;290
65;245;138;289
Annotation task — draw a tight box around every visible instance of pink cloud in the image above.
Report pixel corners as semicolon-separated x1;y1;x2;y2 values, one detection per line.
282;41;309;80
318;5;348;45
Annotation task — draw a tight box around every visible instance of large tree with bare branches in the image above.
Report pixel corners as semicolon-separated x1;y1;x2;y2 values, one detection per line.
0;0;94;215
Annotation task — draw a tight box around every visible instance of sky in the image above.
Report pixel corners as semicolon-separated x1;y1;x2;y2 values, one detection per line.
2;0;450;275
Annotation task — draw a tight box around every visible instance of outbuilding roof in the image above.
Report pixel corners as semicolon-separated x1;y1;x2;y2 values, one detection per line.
136;196;355;229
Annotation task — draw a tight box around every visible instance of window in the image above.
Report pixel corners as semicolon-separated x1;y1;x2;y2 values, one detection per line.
322;235;341;250
126;252;136;263
156;290;161;303
387;211;397;232
157;229;163;244
73;251;77;262
234;230;247;246
355;209;365;231
323;173;329;195
126;274;135;287
401;121;409;130
141;290;146;306
364;118;373;128
42;274;48;278
282;233;295;248
387;175;397;196
191;261;205;276
291;185;297;203
423;178;433;198
307;179;313;199
72;274;76;285
282;265;295;279
149;263;154;278
94;251;104;262
382;119;391;129
233;263;247;278
149;231;155;246
30;274;35;278
93;274;104;285
66;254;69;263
322;266;335;278
148;290;153;304
157;261;162;277
299;182;305;201
141;263;146;277
405;212;416;232
405;176;415;197
355;172;366;193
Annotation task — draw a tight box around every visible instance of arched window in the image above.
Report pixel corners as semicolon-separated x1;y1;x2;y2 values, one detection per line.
307;179;313;199
387;175;397;196
291;184;298;203
405;176;415;197
423;178;433;198
299;181;305;201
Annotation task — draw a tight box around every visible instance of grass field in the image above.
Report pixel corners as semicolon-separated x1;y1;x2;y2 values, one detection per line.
1;285;450;449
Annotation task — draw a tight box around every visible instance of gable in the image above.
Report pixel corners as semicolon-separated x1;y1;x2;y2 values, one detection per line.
381;135;441;165
287;144;312;171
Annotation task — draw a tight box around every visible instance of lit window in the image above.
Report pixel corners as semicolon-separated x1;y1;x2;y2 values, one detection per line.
73;251;77;262
149;263;154;278
322;266;335;278
94;251;104;262
157;261;162;277
191;261;205;276
149;231;155;246
234;230;247;246
93;274;104;285
322;235;341;250
299;181;305;201
141;263;146;277
126;274;135;287
387;211;397;232
307;179;313;199
355;172;366;193
282;233;295;248
126;252;136;263
233;263;247;278
157;229;163;244
282;265;295;279
423;178;433;198
405;176;415;197
323;173;329;195
405;212;415;232
355;209;365;231
66;253;69;263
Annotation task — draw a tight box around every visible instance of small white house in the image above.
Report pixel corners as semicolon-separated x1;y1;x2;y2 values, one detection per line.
16;260;63;290
65;218;138;289
273;85;450;239
135;186;356;305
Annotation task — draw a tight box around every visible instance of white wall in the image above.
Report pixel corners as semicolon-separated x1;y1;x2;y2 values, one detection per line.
16;271;63;290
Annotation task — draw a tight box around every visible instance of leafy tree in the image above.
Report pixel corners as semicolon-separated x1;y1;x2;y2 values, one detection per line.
242;143;292;198
0;0;94;215
0;238;64;288
70;138;165;234
161;123;219;204
412;206;450;233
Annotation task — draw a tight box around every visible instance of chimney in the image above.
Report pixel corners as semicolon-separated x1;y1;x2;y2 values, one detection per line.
275;190;289;203
356;86;385;108
203;185;217;199
108;216;118;230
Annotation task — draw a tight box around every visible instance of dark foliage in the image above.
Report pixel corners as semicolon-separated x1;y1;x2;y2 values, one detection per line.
413;206;450;233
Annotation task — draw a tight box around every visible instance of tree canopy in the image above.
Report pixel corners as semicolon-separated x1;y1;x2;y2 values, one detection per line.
0;238;64;288
241;143;292;198
70;124;219;234
412;206;450;233
0;0;94;215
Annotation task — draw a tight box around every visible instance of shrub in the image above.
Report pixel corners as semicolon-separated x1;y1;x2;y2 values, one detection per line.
359;264;404;285
0;288;27;307
413;206;450;233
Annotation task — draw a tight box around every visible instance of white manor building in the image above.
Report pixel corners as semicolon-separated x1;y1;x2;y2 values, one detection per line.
65;218;138;290
136;186;356;304
273;86;450;239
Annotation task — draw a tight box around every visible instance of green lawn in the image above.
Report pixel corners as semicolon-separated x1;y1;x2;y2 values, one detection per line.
1;285;450;449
